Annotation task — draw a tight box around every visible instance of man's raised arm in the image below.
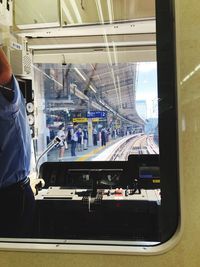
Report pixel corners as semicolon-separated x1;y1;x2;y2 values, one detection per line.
0;48;12;85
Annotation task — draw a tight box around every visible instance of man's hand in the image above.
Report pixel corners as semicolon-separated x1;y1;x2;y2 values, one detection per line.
30;173;45;195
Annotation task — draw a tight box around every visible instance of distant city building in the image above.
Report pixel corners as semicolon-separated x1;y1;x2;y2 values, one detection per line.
136;100;147;120
145;118;158;135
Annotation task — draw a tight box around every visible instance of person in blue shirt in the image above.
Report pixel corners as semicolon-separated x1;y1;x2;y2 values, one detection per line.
0;48;35;237
70;123;78;157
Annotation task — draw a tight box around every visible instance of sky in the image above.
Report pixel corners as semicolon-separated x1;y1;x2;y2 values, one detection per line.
136;62;158;118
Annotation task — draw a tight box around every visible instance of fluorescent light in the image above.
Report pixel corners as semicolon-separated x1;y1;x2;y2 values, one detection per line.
69;0;83;24
103;34;113;66
111;68;120;107
180;63;200;85
117;75;122;108
89;85;97;93
107;0;114;23
62;0;75;24
112;41;118;65
74;67;86;81
32;65;62;87
95;0;104;24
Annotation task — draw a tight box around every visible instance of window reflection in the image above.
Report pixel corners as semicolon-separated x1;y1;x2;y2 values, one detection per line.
61;0;155;26
34;62;158;162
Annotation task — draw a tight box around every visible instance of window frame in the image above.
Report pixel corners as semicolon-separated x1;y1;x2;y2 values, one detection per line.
0;0;181;254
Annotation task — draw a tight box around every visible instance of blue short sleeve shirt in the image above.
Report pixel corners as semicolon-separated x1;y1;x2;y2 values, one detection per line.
0;76;31;188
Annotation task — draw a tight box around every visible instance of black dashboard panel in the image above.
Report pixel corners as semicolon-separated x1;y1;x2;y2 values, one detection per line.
39;155;160;190
33;155;161;241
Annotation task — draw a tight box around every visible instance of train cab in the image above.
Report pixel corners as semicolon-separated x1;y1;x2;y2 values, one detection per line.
0;0;182;259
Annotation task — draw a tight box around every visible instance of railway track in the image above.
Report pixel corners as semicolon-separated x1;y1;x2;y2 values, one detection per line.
109;134;159;161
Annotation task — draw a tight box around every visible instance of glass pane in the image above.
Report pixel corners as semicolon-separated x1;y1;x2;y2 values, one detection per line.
34;60;158;162
2;0;178;247
61;0;155;26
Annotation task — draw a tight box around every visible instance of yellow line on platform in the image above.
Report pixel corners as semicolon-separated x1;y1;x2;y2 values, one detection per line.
76;142;112;161
76;147;104;161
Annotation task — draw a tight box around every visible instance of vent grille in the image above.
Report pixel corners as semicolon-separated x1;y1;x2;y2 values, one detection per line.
23;53;32;74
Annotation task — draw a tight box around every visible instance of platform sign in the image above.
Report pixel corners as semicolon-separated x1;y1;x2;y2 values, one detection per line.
92;118;100;122
73;118;87;123
86;111;107;118
72;118;100;123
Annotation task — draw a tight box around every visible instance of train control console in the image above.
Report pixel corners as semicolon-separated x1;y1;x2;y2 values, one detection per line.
36;187;160;205
33;156;161;241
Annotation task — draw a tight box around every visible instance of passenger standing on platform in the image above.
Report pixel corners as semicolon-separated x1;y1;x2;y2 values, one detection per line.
83;126;88;150
50;127;55;140
101;127;107;146
46;124;50;145
93;127;98;146
57;123;67;160
106;128;111;142
77;127;83;151
112;128;117;139
71;123;78;156
67;123;73;145
0;48;35;237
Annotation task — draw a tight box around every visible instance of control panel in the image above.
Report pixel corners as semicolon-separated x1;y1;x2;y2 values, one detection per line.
39;155;160;190
33;156;161;241
36;187;161;205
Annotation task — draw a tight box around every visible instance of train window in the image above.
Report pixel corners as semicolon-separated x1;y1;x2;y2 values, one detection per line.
0;0;179;253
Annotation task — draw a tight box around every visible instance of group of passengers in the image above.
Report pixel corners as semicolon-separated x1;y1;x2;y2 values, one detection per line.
56;123;111;159
56;122;88;159
50;122;130;160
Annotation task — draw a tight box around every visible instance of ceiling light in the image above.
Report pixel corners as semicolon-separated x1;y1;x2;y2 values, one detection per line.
62;0;75;24
89;85;97;93
74;67;86;81
95;0;104;24
107;0;114;23
69;0;83;24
